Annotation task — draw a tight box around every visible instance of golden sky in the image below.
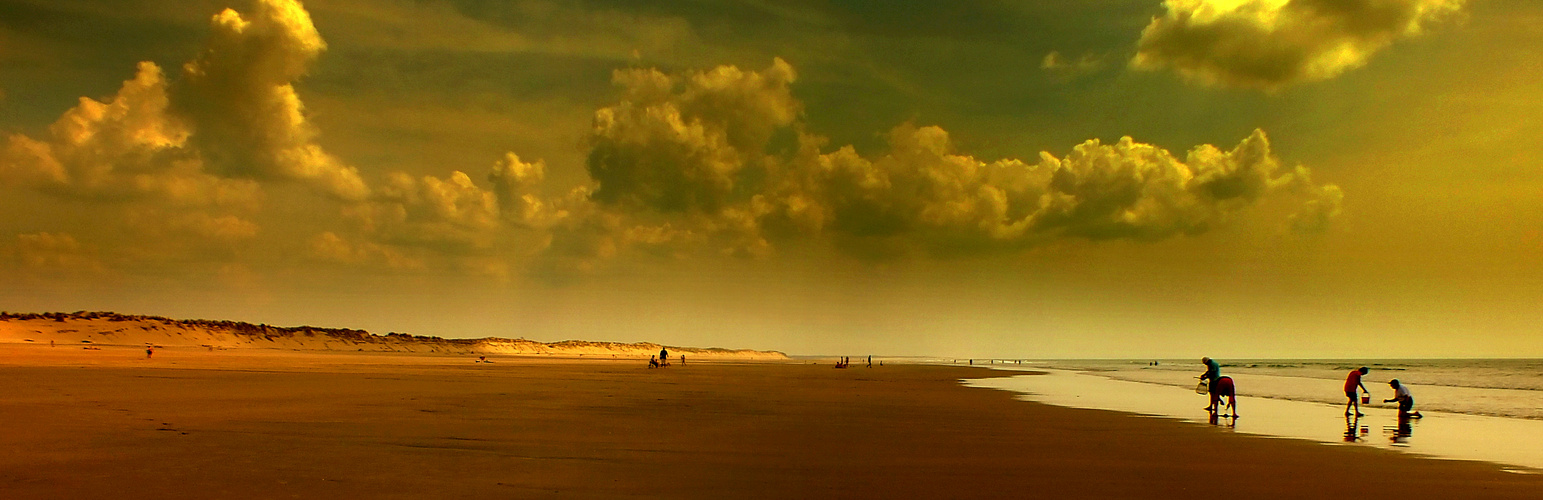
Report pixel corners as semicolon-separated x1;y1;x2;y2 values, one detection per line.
1;0;1539;357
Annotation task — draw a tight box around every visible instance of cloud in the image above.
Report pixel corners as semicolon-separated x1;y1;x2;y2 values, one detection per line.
308;231;422;269
1041;51;1105;80
10;232;105;273
176;0;368;200
2;0;365;203
0;61;261;207
1132;0;1466;90
0;0;378;271
0;2;1349;280
586;58;800;213
341;170;500;253
531;58;1345;274
757;125;1330;255
128;211;261;244
489;152;573;228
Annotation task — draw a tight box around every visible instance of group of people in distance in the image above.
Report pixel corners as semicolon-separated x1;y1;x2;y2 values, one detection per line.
833;356;876;369
649;348;681;368
1198;359;1423;421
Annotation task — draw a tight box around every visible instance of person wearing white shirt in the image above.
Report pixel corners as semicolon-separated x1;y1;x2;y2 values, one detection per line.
1383;379;1422;418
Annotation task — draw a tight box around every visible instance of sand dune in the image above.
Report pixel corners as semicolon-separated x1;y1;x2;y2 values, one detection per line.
0;311;787;360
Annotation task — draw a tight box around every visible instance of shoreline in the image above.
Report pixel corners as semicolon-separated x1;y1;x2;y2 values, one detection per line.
2;346;1541;498
966;367;1543;472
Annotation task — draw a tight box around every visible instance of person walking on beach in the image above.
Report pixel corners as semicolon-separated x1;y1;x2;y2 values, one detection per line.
1344;367;1370;416
660;348;669;365
1199;357;1221;412
1384;379;1422;418
867;355;872;368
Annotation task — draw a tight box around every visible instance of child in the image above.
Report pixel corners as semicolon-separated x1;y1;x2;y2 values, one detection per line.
1384;379;1422;418
1344;367;1369;417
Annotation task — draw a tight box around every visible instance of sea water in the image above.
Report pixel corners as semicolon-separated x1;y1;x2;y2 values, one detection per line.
960;359;1543;471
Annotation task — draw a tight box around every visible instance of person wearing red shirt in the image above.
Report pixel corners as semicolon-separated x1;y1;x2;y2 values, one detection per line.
1344;367;1370;417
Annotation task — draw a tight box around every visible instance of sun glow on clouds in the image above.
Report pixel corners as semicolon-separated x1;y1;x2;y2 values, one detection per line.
0;0;1342;283
1134;0;1466;90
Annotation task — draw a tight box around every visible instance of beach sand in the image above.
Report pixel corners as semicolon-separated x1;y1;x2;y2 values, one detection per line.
2;344;1541;498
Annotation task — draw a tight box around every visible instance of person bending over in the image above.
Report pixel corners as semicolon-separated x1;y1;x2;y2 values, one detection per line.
1214;376;1238;418
1384;379;1422;418
1199;357;1221;412
1344;367;1370;417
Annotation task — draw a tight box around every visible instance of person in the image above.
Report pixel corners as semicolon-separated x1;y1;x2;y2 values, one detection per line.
1198;357;1221;411
1213;376;1238;418
648;355;660;368
679;355;685;365
145;346;153;359
660;348;669;365
867;355;872;368
1384;379;1422;418
1344;367;1370;417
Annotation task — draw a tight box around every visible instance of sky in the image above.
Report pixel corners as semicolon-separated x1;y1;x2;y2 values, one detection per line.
1;0;1539;358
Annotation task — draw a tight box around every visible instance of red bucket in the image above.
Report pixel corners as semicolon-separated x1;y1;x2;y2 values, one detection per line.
1361;395;1370;404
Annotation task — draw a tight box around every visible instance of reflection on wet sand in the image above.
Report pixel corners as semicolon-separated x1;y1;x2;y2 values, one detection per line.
967;368;1543;471
1207;408;1236;428
1386;414;1417;446
1344;414;1370;443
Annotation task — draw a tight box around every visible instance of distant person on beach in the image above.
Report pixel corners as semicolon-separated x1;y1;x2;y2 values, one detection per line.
867;355;872;368
679;355;685;365
1384;379;1422;418
145;347;153;359
660;348;669;364
1199;357;1221;411
649;356;660;368
1344;367;1370;416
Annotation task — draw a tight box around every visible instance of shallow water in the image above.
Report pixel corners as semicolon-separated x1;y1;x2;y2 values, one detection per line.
965;368;1543;472
960;359;1543;420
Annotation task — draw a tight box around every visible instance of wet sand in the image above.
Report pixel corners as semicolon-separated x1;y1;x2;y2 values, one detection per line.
969;368;1543;470
3;345;1541;498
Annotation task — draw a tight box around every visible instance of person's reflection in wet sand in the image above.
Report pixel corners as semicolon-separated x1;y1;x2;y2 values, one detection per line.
1207;408;1236;428
1389;414;1415;445
1344;414;1362;442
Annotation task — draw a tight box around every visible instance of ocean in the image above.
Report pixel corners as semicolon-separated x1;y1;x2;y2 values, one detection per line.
1034;358;1543;420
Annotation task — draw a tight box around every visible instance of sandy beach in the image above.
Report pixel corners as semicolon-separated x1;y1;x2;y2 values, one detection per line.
2;344;1540;499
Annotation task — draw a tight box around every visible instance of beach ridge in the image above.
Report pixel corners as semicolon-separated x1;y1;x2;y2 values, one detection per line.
0;311;787;360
